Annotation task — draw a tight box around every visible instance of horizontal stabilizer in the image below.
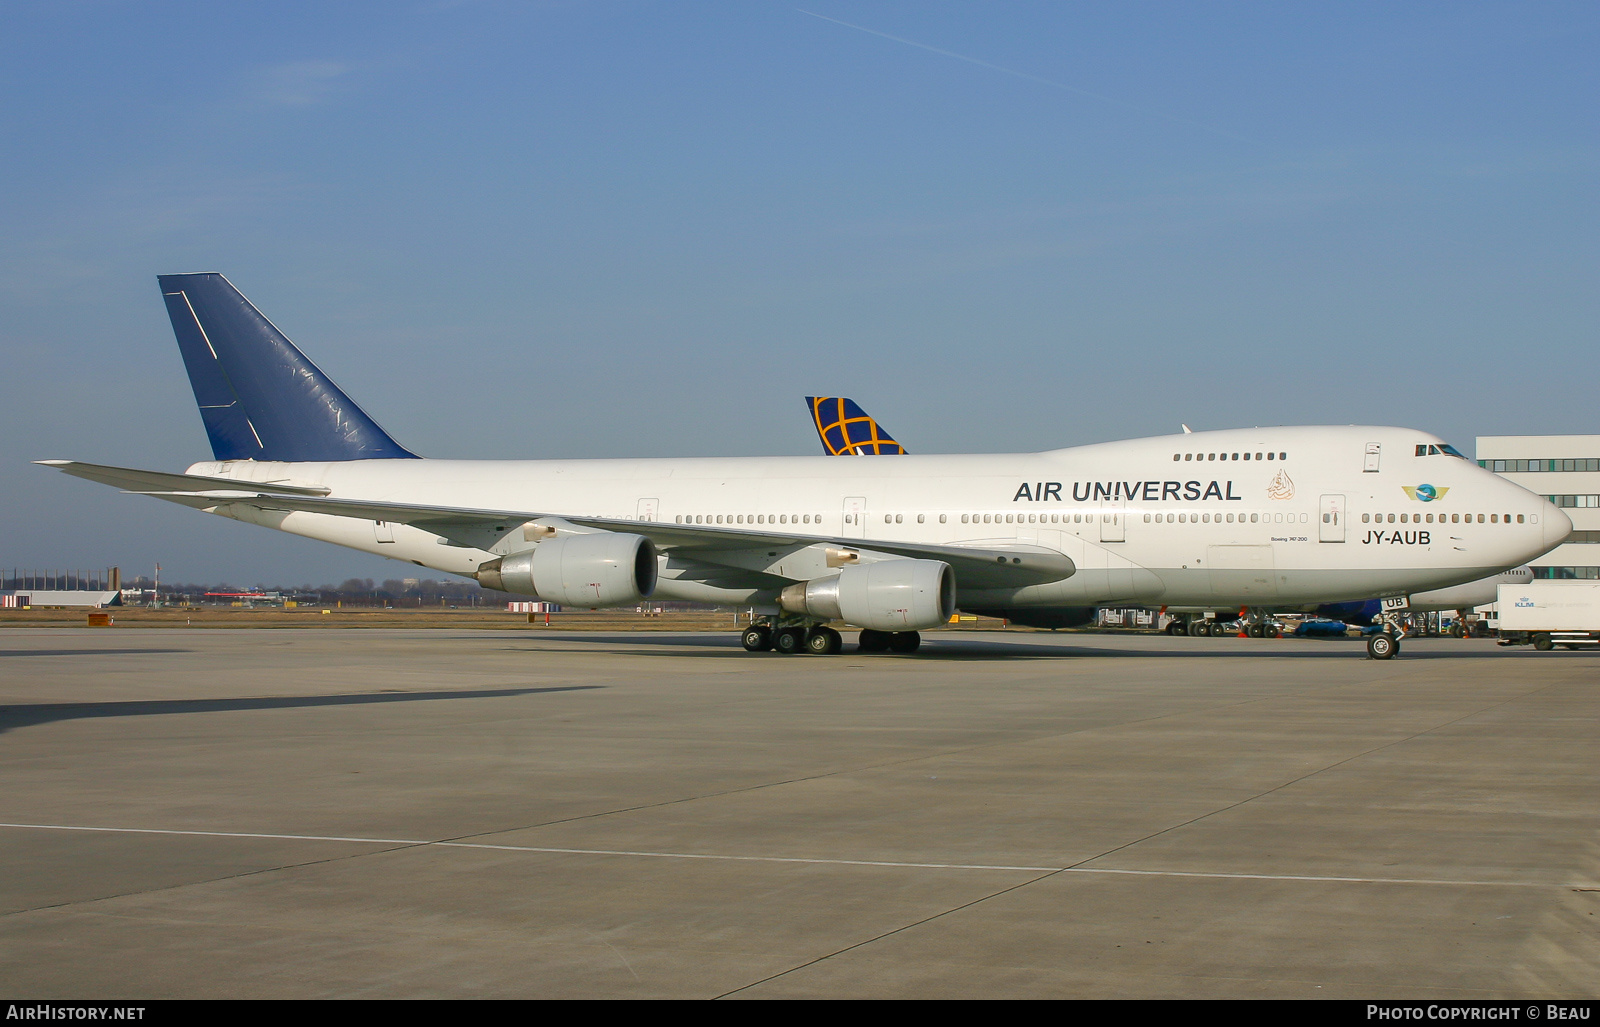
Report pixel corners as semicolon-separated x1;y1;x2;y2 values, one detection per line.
36;460;332;496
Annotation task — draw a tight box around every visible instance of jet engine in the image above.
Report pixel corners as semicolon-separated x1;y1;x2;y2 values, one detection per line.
475;533;657;606
780;559;955;632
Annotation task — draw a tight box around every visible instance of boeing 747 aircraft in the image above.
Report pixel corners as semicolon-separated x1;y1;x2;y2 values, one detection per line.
804;398;1541;645
41;274;1570;658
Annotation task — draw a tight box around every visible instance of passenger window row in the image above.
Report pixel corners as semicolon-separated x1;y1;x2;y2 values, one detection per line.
671;508;1534;529
1173;451;1286;462
1363;512;1525;524
962;512;1124;524
1144;511;1307;524
675;513;822;525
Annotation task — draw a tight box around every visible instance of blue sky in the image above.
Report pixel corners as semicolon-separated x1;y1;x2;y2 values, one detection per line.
3;1;1595;585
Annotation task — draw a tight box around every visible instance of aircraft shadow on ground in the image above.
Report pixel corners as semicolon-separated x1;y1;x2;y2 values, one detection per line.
0;649;192;659
497;634;1500;661
0;685;600;735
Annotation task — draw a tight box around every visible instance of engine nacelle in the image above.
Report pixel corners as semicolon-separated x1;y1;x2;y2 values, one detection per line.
781;559;955;632
476;533;657;607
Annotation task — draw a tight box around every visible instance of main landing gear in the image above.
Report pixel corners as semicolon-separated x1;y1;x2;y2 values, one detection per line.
740;619;917;655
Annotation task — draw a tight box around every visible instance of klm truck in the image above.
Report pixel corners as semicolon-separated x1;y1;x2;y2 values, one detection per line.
1496;582;1600;650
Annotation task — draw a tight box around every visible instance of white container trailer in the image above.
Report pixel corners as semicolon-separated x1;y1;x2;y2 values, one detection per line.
1495;581;1600;650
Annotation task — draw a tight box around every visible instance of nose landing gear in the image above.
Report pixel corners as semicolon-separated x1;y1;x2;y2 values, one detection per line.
1366;611;1406;659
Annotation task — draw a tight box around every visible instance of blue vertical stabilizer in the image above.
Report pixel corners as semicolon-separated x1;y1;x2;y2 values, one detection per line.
158;273;418;461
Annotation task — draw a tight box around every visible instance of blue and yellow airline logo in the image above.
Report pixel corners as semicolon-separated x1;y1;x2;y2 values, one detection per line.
1401;484;1449;502
807;397;906;455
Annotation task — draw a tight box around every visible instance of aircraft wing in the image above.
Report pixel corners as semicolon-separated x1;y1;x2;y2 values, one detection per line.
39;460;1073;588
566;515;1073;588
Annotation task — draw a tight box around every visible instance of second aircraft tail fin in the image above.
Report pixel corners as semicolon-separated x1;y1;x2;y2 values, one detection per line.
805;397;907;455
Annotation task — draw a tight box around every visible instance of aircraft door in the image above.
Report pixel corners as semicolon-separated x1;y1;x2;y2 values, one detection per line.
636;498;659;522
842;496;867;539
1319;494;1346;542
1364;444;1381;472
1100;500;1126;543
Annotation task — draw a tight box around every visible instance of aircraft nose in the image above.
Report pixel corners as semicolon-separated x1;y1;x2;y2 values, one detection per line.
1544;503;1573;551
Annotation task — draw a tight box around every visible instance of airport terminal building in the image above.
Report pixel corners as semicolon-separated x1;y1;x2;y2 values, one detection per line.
1478;434;1600;579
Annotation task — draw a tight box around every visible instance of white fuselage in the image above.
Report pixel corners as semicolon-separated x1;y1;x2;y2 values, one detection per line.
186;425;1569;610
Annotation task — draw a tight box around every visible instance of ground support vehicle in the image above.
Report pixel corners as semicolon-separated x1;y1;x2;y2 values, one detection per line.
1496;582;1600;651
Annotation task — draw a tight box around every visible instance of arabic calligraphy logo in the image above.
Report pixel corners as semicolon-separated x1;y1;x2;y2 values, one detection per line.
1401;484;1449;502
1266;468;1295;500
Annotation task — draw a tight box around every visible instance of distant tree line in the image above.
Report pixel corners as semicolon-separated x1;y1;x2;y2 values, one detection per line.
121;576;718;611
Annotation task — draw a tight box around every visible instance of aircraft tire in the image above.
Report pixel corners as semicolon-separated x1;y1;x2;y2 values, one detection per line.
805;626;842;655
1166;620;1187;636
1366;633;1397;659
888;631;921;653
857;628;890;653
773;627;806;655
741;626;773;652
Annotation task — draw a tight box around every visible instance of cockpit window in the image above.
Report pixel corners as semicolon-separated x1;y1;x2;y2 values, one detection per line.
1417;443;1468;458
1439;443;1466;458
